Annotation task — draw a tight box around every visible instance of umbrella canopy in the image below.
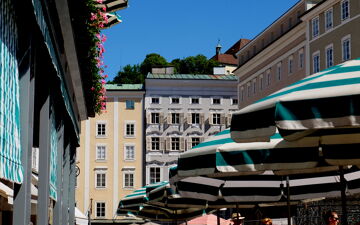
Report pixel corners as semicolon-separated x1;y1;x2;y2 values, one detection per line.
180;213;228;225
230;58;360;143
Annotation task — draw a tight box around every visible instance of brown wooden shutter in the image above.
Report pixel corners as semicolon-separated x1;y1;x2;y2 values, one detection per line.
165;137;171;151
160;137;165;151
220;113;226;125
200;113;205;124
146;137;152;151
180;137;185;151
167;113;172;124
147;113;151;124
187;137;192;150
209;113;213;125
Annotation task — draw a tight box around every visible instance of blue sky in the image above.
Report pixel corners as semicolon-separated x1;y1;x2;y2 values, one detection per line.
102;0;300;81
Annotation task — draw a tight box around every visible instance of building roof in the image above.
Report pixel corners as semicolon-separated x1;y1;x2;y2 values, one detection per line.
105;84;144;90
146;73;237;80
212;38;251;65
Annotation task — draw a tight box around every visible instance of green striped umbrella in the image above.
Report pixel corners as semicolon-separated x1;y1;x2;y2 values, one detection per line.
231;58;360;143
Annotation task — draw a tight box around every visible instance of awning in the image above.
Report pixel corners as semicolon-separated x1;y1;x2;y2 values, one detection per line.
75;207;88;225
101;12;123;29
95;0;128;13
231;58;360;143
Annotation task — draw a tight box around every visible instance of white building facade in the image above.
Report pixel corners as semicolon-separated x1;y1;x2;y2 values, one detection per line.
144;73;238;184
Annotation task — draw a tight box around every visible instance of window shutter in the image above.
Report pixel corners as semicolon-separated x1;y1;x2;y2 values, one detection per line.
167;113;172;124
200;113;205;124
180;137;185;151
146;137;152;151
227;114;232;126
187;137;192;150
159;112;164;124
147;113;151;124
209;114;213;125
180;113;184;124
220;114;226;125
187;113;192;124
165;137;171;151
160;137;165;151
200;137;204;143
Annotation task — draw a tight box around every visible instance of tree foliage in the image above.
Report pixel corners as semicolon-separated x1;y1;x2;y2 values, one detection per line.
111;53;220;84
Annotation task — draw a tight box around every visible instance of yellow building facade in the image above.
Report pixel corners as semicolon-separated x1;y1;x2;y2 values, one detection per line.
76;84;145;223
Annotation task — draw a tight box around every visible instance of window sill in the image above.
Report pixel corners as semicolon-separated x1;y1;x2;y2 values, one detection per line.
95;160;107;163
124;159;135;162
124;136;136;139
95;187;107;189
96;136;107;139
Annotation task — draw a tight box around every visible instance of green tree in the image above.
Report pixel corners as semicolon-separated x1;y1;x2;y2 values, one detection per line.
140;53;168;75
171;54;219;74
111;64;143;84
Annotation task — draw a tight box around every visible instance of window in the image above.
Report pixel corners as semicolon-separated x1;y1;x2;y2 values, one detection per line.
97;123;106;137
151;113;159;124
241;88;245;101
171;97;180;104
95;170;106;188
247;83;251;97
259;76;264;90
151;97;159;104
266;70;271;86
150;167;161;184
252;80;256;94
96;145;106;160
126;123;135;136
277;63;282;81
312;17;319;38
126;100;135;109
191;98;199;104
124;172;134;188
96;202;106;218
342;36;351;61
191;137;200;148
151;137;160;150
171;137;180;151
212;98;221;105
341;0;350;21
325;8;333;30
313;52;320;73
232;98;238;105
288;56;293;74
125;145;135;161
212;113;221;125
171;113;180;124
299;52;304;69
191;113;200;124
326;45;334;68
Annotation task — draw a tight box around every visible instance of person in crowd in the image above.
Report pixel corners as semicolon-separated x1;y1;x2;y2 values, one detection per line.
261;218;272;225
324;210;340;225
230;212;245;225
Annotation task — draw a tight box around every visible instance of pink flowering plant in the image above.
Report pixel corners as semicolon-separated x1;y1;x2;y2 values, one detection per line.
85;0;109;113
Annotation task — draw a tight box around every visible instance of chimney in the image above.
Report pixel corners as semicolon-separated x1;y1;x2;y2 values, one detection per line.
152;66;174;74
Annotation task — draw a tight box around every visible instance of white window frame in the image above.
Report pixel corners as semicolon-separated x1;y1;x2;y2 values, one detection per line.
96;121;107;138
96;144;106;161
95;201;106;218
191;137;200;148
325;44;334;68
95;169;107;188
191;113;200;124
171;137;180;151
211;97;222;105
276;62;282;81
299;50;304;69
212;113;221;125
288;56;294;74
325;8;333;31
312;16;319;38
171;113;180;124
151;113;160;124
151;137;160;151
259;74;264;91
231;98;238;105
125;121;136;138
252;79;256;94
151;97;160;104
342;34;351;61
149;167;161;184
123;171;134;189
312;51;320;74
124;144;135;161
190;97;200;104
170;96;181;104
341;0;350;21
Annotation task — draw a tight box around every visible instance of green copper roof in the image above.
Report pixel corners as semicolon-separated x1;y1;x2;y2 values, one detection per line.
105;84;144;90
147;73;237;80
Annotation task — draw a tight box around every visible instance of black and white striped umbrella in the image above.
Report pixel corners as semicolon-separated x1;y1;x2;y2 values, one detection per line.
230;58;360;143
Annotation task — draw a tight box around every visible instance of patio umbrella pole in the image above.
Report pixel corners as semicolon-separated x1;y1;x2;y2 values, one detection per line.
286;176;291;225
217;209;220;225
339;166;348;225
